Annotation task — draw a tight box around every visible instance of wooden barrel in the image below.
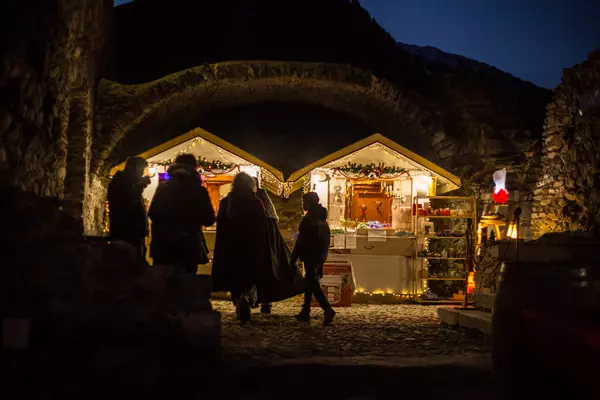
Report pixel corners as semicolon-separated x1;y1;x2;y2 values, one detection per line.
492;261;599;399
495;261;597;313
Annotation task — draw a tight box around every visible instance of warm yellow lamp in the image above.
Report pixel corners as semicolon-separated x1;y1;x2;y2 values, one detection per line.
506;221;518;239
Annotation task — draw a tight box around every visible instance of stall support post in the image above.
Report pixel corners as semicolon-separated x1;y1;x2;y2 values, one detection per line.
460;218;473;310
456;199;476;311
514;206;521;260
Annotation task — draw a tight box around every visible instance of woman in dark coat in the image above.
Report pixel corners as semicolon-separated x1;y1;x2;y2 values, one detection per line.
253;178;304;314
212;172;269;324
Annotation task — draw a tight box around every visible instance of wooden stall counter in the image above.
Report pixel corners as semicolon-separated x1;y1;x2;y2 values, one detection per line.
349;234;415;256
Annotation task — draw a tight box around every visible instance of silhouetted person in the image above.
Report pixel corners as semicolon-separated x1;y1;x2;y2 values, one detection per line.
212;172;269;325
107;156;150;256
253;177;304;315
148;154;216;274
292;192;335;325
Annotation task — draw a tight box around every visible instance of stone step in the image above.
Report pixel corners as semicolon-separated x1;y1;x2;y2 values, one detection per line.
437;307;492;335
473;292;496;310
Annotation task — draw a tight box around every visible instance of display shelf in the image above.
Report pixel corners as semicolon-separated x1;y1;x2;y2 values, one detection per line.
415;299;473;305
417;235;466;239
354;235;416;239
480;201;522;205
418;196;475;200
421;277;466;281
417;215;475;219
411;194;476;302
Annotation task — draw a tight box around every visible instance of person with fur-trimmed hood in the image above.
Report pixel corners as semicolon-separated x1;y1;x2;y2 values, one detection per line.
212;172;269;325
252;177;304;315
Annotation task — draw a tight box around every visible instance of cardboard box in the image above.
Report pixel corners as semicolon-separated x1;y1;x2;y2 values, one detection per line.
311;262;355;307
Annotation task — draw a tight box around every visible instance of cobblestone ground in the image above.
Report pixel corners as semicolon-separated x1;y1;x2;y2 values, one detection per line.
213;298;490;365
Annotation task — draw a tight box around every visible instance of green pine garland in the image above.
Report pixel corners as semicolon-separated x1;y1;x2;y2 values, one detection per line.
153;156;235;171
197;157;234;171
337;162;407;177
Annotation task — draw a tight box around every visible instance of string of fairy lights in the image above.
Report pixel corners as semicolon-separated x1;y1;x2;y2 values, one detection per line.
353;289;415;298
148;137;202;166
142;137;298;198
261;168;293;197
147;137;248;170
329;143;432;177
102;201;110;233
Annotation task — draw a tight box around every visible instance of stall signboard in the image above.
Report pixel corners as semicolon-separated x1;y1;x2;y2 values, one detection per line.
345;232;357;249
367;229;387;242
332;233;345;249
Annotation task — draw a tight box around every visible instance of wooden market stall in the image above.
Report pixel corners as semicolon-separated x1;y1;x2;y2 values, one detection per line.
285;134;467;300
109;128;286;265
107;130;474;302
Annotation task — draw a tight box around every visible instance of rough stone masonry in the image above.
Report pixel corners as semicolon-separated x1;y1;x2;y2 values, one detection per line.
0;0;113;230
532;50;600;237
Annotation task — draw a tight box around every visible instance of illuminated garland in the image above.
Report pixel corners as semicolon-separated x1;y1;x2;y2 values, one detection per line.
261;168;285;196
336;162;407;178
152;156;235;172
197;157;235;172
302;176;311;193
282;182;294;198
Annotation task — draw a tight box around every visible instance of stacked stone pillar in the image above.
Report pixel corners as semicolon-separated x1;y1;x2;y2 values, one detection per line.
532;51;600;238
531;93;572;236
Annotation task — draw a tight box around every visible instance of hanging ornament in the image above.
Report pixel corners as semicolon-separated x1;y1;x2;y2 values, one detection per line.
360;204;367;220
492;168;509;203
375;200;382;214
395;185;407;204
334;185;343;203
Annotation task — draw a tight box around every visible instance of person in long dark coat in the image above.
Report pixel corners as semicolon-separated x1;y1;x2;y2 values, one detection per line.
253;177;304;314
148;154;216;274
212;172;269;325
107;156;151;257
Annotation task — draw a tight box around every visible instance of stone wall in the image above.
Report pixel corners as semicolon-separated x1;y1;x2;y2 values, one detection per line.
84;175;109;235
272;191;304;243
532;51;600;237
0;0;113;229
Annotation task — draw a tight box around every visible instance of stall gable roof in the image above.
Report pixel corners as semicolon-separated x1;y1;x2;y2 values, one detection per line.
286;133;461;187
110;128;284;180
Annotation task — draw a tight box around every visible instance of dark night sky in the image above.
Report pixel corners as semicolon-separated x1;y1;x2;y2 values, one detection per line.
114;0;599;89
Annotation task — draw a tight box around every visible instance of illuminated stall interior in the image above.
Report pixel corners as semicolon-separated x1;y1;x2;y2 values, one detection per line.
109;128;285;262
286;134;461;297
288;134;460;233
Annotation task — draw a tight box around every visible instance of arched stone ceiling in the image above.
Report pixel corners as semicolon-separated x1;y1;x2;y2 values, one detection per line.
95;60;449;175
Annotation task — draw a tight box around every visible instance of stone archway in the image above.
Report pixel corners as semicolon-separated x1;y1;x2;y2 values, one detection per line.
94;61;450;175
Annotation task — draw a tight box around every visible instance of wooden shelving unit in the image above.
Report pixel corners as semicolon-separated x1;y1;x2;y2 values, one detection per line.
424;277;468;281
417;215;476;219
417;235;466;239
415;299;473;305
412;195;476;303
